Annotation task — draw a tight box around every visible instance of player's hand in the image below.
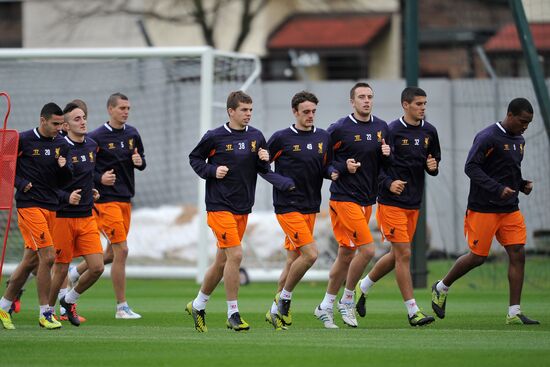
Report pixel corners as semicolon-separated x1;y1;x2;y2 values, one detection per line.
258;148;269;162
346;158;361;174
101;169;116;186
132;148;143;167
69;189;82;205
216;165;229;179
522;180;533;195
426;154;438;172
92;188;100;201
23;182;33;192
500;186;516;199
381;138;390;156
390;180;407;195
331;171;339;181
57;155;66;168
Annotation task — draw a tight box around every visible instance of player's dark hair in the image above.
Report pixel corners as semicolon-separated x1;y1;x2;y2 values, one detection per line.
291;91;319;111
62;102;83;122
71;99;88;116
350;82;372;99
401;87;426;103
107;92;129;108
507;98;533;116
226;90;252;110
40;102;63;119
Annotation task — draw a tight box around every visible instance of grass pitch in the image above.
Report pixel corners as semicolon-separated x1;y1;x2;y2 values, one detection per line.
2;259;550;367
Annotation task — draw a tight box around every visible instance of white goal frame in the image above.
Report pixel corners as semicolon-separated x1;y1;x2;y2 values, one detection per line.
0;47;261;283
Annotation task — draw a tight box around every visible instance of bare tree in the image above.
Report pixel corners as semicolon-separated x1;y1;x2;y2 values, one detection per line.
56;0;268;51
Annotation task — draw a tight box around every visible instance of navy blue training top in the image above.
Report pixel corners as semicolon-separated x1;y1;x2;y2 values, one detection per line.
57;136;98;218
261;125;334;214
15;128;73;210
328;114;390;206
465;122;528;213
88;122;146;203
378;117;441;209
189;123;269;215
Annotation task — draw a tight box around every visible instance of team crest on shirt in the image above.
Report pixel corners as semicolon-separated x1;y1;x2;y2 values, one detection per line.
32;149;40;156
377;131;382;142
55;147;61;158
108;143;116;150
293;144;301;152
520;144;524;154
251;140;257;152
354;134;362;142
89;151;95;162
504;144;510;151
401;139;409;146
318;142;323;154
129;138;134;150
424;137;429;148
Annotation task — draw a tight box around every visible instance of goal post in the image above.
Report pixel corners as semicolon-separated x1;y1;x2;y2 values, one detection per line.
0;46;261;282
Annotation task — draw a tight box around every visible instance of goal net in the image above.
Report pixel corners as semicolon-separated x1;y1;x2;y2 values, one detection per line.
0;47;285;281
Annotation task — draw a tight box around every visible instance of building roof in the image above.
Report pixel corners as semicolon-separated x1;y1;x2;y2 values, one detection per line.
267;13;390;50
484;22;550;52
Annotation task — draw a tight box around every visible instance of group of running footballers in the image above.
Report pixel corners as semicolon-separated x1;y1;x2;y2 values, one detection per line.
0;83;539;332
186;83;539;332
1;93;145;330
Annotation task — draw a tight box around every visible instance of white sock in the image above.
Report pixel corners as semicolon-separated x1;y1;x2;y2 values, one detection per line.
58;287;68;301
360;275;375;294
280;288;292;300
227;300;239;318
436;281;449;294
65;288;81;304
192;291;210;311
405;299;420;317
68;266;81;283
508;304;521;317
341;288;354;304
117;301;129;310
270;301;278;314
39;304;49;316
320;293;336;310
0;297;12;312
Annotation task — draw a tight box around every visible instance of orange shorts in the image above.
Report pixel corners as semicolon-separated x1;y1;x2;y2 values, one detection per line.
329;200;373;248
376;203;419;243
17;208;57;250
93;202;132;244
52;216;103;263
464;210;526;257
276;212;316;252
207;211;248;248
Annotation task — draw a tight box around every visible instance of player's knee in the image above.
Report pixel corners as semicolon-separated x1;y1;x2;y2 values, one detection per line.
360;244;375;259
469;253;486;267
507;245;525;264
103;252;114;264
302;247;318;266
89;263;105;278
394;249;411;263
114;246;129;260
39;250;56;267
226;248;243;264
